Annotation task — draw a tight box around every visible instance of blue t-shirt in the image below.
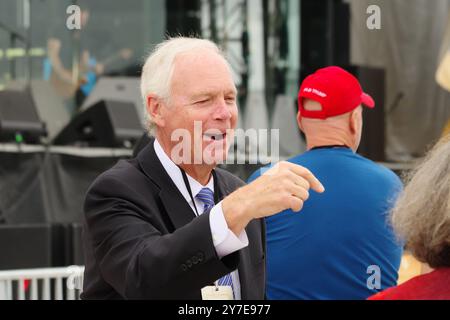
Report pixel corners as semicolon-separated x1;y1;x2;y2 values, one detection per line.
43;57;97;96
247;147;403;300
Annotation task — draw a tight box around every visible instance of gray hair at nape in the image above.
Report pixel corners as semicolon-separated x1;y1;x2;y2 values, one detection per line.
140;37;230;135
391;134;450;268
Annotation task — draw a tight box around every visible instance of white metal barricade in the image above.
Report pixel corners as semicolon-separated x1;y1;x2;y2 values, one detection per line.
0;266;84;300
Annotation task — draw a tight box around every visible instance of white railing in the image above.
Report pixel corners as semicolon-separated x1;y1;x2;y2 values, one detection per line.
0;266;84;300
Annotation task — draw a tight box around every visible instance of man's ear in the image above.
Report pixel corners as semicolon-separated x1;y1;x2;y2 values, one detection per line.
297;112;304;132
147;95;165;127
349;107;361;135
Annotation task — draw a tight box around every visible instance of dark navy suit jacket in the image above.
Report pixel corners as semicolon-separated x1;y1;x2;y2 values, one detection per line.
81;141;266;299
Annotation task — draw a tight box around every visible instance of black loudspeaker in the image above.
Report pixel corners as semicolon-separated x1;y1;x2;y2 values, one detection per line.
0;224;65;270
7;80;71;142
300;0;350;80
53;100;143;148
346;65;386;162
0;89;47;143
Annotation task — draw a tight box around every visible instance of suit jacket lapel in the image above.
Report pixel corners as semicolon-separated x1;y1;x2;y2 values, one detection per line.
137;140;196;230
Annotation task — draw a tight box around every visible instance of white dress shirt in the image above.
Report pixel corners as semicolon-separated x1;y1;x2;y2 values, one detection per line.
153;139;248;300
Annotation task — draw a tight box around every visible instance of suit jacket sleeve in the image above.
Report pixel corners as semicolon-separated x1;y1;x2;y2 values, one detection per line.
83;173;239;299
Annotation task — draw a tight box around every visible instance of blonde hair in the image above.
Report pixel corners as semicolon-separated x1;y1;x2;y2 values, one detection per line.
391;135;450;268
140;37;228;134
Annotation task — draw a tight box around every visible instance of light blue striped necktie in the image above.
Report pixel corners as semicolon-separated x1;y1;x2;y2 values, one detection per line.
196;187;235;297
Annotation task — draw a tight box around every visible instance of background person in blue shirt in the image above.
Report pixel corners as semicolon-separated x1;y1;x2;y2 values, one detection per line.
248;66;403;300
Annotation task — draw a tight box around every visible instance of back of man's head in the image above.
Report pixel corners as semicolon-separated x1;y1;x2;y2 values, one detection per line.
297;66;375;151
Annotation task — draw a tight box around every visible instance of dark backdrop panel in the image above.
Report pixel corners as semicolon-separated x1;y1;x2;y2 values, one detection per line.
42;153;122;224
0;150;125;225
0;224;65;270
0;152;48;224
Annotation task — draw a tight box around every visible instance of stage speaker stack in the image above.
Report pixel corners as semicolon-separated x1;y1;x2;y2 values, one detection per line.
346;66;386;162
53;100;143;148
166;0;201;36
300;0;350;80
0;89;47;144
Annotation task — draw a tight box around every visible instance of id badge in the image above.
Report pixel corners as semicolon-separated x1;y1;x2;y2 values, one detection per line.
201;285;234;300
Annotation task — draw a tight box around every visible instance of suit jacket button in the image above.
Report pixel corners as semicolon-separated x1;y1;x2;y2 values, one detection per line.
181;264;187;271
192;256;199;264
186;259;192;268
197;252;204;262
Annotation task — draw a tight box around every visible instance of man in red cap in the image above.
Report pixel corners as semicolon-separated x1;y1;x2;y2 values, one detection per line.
248;66;403;300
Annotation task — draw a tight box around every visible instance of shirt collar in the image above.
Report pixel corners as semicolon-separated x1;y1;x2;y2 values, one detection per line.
153;139;214;203
186;172;214;198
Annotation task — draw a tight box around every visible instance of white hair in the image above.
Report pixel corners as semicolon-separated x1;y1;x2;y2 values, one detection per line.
391;135;450;268
140;37;228;134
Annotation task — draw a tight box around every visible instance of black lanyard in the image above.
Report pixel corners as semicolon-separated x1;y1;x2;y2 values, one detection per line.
179;167;219;217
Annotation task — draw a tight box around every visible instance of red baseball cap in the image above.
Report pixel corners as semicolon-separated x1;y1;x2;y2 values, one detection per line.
298;66;375;119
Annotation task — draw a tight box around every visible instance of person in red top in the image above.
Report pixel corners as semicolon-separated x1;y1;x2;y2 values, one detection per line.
369;136;450;300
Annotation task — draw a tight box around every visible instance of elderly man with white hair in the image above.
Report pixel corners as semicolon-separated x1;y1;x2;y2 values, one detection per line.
81;37;324;300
